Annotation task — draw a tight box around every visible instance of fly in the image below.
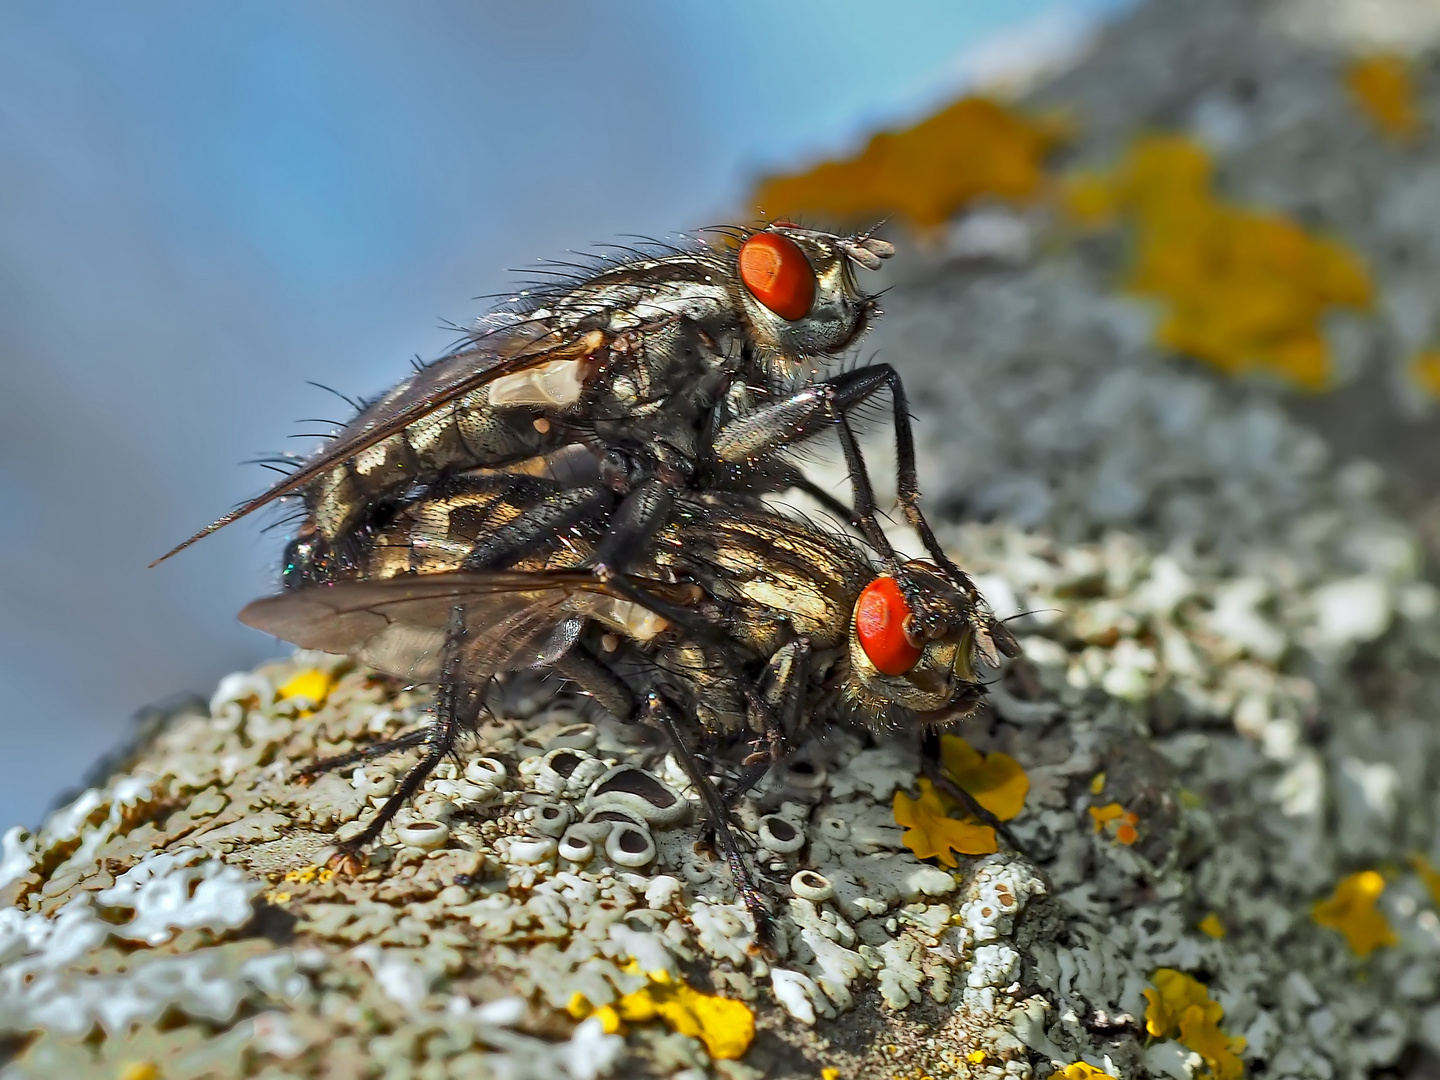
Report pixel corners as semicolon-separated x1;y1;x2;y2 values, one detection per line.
154;224;1009;655
241;468;1008;941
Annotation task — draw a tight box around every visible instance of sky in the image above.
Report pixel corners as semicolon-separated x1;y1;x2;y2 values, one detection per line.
0;0;1129;828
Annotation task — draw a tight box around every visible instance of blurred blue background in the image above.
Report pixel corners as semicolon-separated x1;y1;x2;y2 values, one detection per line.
0;1;1127;828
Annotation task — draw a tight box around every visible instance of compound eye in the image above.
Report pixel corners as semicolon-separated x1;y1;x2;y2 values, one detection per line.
738;232;816;321
855;577;923;676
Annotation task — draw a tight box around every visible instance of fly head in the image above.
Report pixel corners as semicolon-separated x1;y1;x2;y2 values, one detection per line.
733;224;893;361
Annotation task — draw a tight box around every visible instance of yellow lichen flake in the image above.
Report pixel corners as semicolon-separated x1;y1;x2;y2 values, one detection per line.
1346;55;1421;140
1409;349;1440;398
967;1049;988;1064
282;865;335;886
1089;802;1140;844
582;966;754;1060
1313;870;1398;957
1059;1064;1119;1080
1089;802;1125;831
118;1064;161;1080
278;669;335;708
1061;135;1372;389
1089;772;1106;795
939;736;1029;820
1144;969;1246;1080
822;1069;841;1080
1412;855;1440;905
752;96;1068;229
894;778;998;866
1198;913;1226;939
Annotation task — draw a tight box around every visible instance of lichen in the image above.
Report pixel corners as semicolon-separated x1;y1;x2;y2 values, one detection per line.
1061;134;1372;389
1143;969;1246;1080
894;779;998;865
1312;870;1399;957
751;96;1067;229
1345;54;1421;140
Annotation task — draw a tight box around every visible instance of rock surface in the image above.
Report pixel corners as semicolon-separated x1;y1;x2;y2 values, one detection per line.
7;0;1440;1077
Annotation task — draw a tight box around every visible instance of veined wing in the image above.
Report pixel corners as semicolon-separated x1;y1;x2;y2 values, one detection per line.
152;322;609;565
238;569;685;685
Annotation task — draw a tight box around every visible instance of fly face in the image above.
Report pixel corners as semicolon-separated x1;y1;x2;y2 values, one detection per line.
844;560;991;725
733;225;891;360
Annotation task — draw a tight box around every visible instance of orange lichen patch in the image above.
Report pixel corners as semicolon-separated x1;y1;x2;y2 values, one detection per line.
1089;802;1140;844
575;963;754;1060
1144;969;1247;1080
752;96;1068;229
278;668;336;709
894;779;998;866
1059;1064;1119;1080
1199;913;1226;939
939;736;1029;820
1061;135;1372;389
1346;55;1421;141
1411;855;1440;905
1313;870;1399;957
1408;349;1440;398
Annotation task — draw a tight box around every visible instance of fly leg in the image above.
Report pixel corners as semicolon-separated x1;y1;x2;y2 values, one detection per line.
711;364;1020;650
726;635;813;800
327;606;481;874
461;484;615;570
293;727;431;783
648;691;776;955
919;729;1024;854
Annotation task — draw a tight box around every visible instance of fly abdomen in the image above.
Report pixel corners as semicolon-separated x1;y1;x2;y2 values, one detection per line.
309;394;554;541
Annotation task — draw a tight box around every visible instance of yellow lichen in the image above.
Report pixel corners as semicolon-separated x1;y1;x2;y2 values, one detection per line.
752;96;1068;229
894;778;998;866
1089;803;1124;831
282;865;335;886
1087;800;1140;844
1313;870;1398;957
1059;1064;1119;1080
822;1069;841;1080
1144;969;1246;1080
939;736;1029;820
578;964;754;1060
1198;913;1226;939
118;1064;161;1080
1061;135;1371;389
1412;855;1440;905
278;669;335;709
1408;350;1440;398
1346;55;1421;140
1089;772;1106;795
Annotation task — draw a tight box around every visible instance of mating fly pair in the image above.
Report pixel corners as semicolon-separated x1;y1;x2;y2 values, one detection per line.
158;222;1019;932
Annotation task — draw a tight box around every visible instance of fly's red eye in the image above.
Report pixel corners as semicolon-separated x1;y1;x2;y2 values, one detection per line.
855;577;923;676
738;232;816;321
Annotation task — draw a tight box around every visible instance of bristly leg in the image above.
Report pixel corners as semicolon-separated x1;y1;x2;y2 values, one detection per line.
649;692;777;956
920;729;1025;854
326;605;481;874
292;727;430;783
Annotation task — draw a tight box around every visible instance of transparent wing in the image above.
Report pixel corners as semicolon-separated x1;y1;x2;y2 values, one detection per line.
153;320;608;565
238;570;675;685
